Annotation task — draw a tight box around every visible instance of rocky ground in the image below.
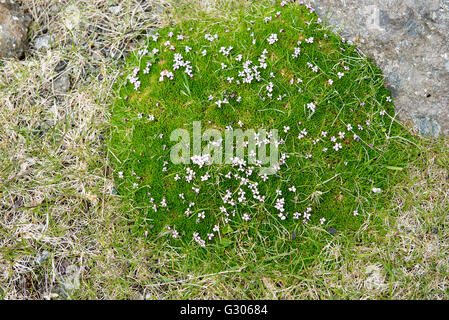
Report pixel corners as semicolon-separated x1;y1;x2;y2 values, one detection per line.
313;0;449;137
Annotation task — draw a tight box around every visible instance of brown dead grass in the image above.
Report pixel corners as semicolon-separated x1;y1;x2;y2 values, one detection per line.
0;0;166;299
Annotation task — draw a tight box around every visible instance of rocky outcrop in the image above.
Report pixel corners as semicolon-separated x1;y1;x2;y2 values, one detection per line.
313;0;449;136
0;0;31;59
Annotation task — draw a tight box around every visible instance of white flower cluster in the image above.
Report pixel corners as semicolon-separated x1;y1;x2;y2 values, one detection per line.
267;33;278;45
238;59;262;84
191;154;210;168
128;68;141;90
293;207;312;224
205;33;218;41
219;46;233;56
173;53;193;78
307;102;316;113
185;167;196;182
159;69;174;82
292;47;301;58
193;232;206;247
143;62;152;74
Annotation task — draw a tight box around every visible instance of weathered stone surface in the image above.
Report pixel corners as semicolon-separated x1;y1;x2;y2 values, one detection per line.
0;0;31;58
34;34;52;51
313;0;449;136
53;73;71;93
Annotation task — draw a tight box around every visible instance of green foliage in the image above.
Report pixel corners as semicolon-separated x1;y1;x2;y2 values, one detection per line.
109;0;418;271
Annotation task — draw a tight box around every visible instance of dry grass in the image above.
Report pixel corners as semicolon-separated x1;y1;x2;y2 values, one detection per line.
0;0;448;300
303;142;449;299
0;0;166;299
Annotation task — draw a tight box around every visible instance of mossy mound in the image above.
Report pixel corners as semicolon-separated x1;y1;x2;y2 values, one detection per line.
109;1;415;259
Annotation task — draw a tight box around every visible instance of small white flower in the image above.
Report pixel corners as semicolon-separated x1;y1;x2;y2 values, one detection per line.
307;102;316;113
292;47;301;58
372;187;382;194
305;37;314;43
333;143;342;151
267;33;279;45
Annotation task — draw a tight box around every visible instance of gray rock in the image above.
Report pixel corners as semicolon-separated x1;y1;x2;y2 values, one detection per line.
53;74;71;93
0;0;31;58
34;34;52;51
35;250;50;265
414;116;441;137
313;0;449;136
60;264;80;293
108;5;121;15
